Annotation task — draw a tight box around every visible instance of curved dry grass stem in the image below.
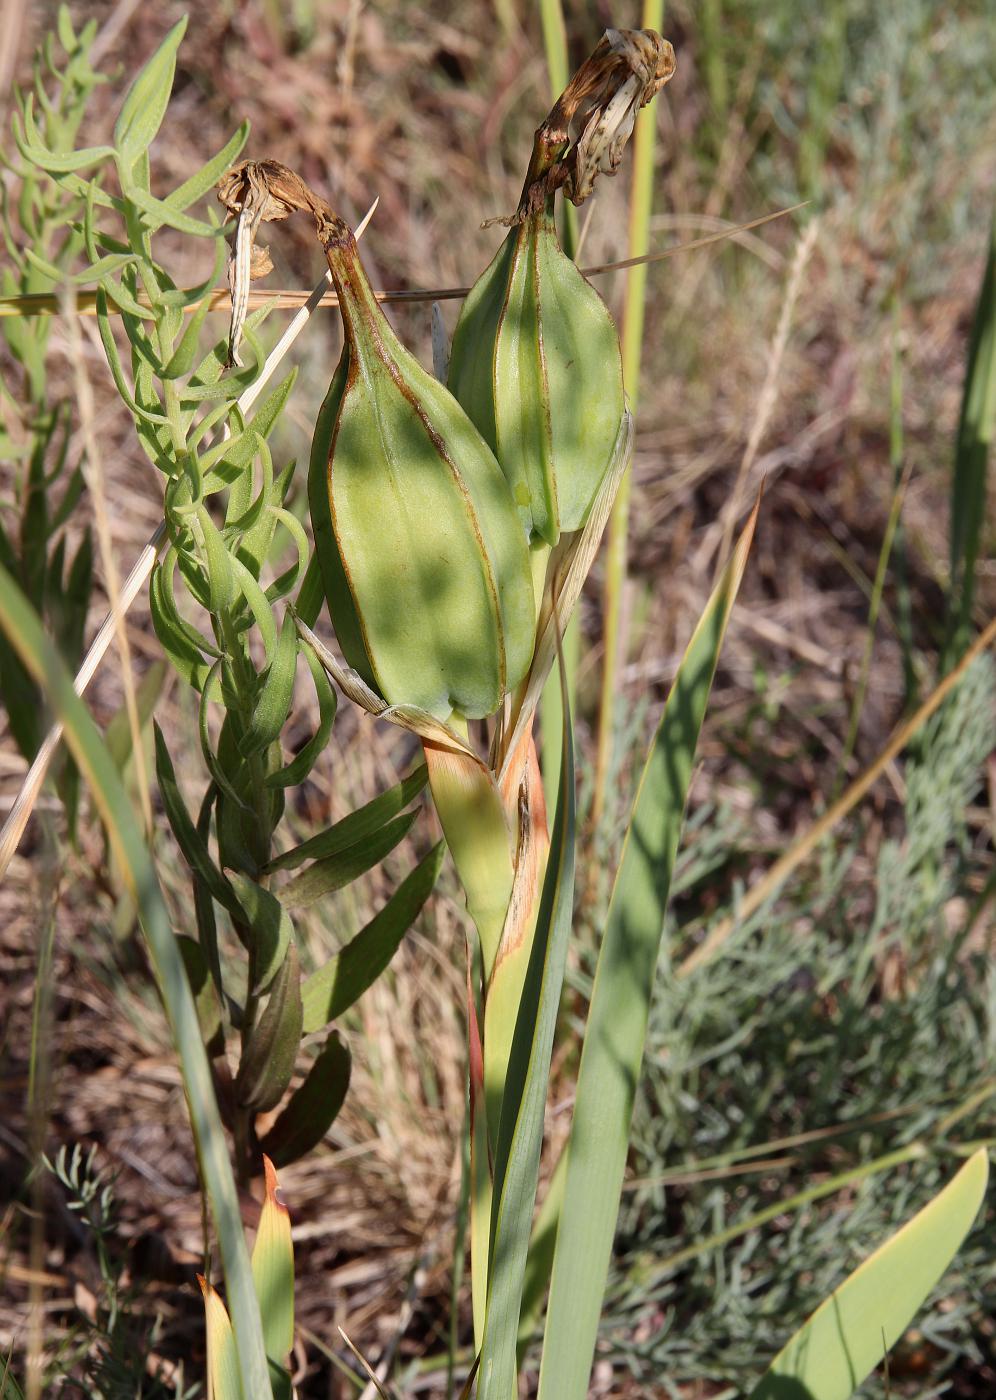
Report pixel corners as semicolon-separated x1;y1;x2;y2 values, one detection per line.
0;204;806;320
678;613;996;977
712;215;820;579
64;289;154;838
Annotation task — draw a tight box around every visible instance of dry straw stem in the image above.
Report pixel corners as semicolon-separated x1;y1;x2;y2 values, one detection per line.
0;205;805;320
64;290;153;839
712;215;821;578
679;612;996;977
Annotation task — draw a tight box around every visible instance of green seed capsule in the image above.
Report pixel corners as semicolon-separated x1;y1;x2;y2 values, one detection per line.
308;215;536;722
449;200;624;548
448;28;675;549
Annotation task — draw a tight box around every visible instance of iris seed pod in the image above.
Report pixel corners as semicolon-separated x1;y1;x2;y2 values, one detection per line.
311;227;536;720
309;225;535;719
448;196;623;547
448;29;675;548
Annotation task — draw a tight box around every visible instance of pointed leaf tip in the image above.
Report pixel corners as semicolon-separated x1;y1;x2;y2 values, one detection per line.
253;1153;295;1362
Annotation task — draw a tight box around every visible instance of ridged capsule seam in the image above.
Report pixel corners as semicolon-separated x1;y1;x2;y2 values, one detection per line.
530;215;557;542
493;219;558;546
322;348;384;695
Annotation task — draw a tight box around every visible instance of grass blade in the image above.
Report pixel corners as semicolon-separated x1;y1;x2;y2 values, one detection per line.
944;201;995;667
593;0;667;827
478;651;576;1400
748;1149;988;1400
300;841;444;1032
538;501;758;1400
0;564;271;1399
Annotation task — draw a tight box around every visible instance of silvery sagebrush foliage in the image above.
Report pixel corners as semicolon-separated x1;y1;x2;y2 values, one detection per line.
609;655;996;1394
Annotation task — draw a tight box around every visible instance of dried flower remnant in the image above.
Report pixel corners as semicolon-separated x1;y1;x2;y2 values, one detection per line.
502;28;676;226
218;162;536;723
218;161;320;365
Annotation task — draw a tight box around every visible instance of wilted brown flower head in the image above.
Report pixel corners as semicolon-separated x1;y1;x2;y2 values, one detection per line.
497;28;676;226
558;28;676;205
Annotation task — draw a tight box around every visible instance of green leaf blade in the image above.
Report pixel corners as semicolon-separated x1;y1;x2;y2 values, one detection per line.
266;765;428;873
749;1150;989;1400
112;17;187;171
300;840;444;1032
258;1032;352;1167
280;809;419;911
537;504;759;1400
235;944;302;1113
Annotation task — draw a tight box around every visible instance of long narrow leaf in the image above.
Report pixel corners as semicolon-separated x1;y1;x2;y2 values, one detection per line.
266;765;427;873
280;810;418;910
748;1149;988;1400
258;1032;351;1167
300;841;444;1032
944;202;995;666
0;565;271;1399
538;502;759;1400
113;17;187;171
477;651;576;1400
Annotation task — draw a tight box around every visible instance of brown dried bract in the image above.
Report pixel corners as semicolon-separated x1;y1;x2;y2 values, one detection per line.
492;28;676;228
217;159;341;364
217;158;326;229
558;28;676;204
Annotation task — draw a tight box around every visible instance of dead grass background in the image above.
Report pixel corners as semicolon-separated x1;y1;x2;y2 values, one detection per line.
1;0;994;1395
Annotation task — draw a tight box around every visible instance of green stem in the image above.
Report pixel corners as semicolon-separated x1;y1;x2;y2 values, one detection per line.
593;0;665;828
536;0;578;803
537;0;578;257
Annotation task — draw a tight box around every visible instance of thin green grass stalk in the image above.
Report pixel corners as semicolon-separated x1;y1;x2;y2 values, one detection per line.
537;0;569;97
943;200;995;669
538;0;579;812
25;827;58;1400
797;3;848;203
492;0;517;43
593;0;666;829
888;297;918;705
835;455;912;790
699;0;729;158
536;0;578;260
0;566;272;1399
